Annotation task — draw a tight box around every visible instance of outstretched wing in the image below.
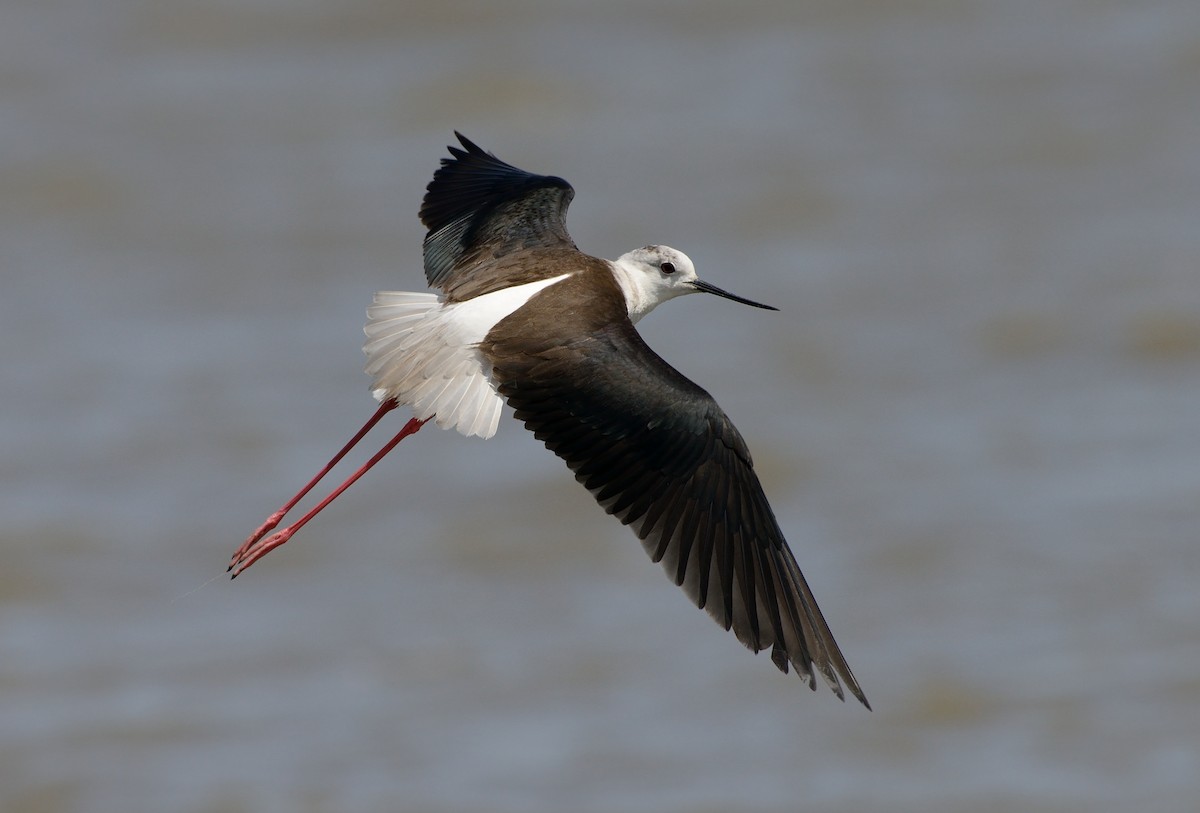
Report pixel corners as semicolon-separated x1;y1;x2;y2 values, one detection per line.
483;298;869;707
420;133;579;301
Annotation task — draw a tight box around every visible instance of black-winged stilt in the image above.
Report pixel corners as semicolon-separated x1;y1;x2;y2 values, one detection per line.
230;133;868;707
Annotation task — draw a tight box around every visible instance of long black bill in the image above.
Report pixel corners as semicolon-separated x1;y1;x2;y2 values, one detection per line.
691;279;779;311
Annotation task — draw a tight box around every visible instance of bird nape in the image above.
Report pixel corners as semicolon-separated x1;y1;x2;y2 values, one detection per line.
229;133;869;709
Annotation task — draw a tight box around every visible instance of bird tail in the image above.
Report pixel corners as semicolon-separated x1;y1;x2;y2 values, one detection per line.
363;291;504;439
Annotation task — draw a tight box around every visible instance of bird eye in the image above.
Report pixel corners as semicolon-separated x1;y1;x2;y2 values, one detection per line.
660;261;676;275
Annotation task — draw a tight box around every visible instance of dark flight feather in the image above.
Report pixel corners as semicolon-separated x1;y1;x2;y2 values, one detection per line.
420;133;578;301
481;268;869;707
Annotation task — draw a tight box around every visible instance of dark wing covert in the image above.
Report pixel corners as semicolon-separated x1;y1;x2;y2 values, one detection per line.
420;133;578;298
485;318;869;707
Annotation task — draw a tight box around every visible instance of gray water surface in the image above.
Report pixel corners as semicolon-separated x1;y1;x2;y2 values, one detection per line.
3;2;1200;811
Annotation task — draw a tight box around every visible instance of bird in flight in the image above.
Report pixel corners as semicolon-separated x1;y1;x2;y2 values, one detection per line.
230;133;868;707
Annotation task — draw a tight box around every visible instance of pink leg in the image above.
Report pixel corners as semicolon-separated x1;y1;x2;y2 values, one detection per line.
229;405;428;577
229;399;399;569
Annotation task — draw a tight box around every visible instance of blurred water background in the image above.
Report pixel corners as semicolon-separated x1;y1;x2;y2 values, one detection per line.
3;1;1200;811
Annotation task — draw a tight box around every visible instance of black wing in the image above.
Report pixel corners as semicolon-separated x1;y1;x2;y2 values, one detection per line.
485;315;869;707
420;133;578;299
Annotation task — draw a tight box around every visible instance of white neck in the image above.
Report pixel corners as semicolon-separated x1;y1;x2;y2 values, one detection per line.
608;258;666;324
